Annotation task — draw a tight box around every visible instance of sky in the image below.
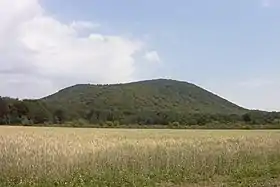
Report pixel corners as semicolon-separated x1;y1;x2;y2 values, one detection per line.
0;0;280;111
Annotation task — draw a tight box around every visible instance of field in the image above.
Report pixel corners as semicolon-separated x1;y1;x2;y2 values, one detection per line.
0;127;280;187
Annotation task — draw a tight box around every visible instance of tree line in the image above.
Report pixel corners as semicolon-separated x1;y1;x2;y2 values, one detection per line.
0;97;64;125
1;96;280;128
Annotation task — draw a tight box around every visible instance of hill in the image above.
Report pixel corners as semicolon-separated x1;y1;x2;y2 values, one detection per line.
2;79;280;127
42;79;247;117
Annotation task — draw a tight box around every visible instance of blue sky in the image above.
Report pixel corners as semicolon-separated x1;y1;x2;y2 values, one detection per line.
1;0;280;111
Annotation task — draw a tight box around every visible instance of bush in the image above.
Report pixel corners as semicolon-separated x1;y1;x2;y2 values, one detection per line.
113;121;120;127
105;121;114;127
170;121;180;127
21;116;32;126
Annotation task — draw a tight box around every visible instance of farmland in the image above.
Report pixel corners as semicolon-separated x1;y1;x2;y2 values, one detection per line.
0;126;280;186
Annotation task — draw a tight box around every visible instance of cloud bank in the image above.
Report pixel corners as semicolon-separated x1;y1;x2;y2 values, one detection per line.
0;0;158;98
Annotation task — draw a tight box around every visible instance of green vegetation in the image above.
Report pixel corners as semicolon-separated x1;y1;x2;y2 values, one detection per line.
0;127;280;187
43;79;246;114
1;79;280;128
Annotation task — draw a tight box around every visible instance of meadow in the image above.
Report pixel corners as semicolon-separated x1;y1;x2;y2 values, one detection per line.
0;127;280;187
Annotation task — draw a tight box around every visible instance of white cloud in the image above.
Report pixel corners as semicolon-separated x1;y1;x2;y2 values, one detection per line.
0;0;157;99
70;21;100;31
144;51;161;63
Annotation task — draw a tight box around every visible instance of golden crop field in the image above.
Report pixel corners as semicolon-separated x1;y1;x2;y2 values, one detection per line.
0;126;280;187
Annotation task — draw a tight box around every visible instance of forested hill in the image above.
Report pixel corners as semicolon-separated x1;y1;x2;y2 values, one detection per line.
43;79;246;116
2;79;280;127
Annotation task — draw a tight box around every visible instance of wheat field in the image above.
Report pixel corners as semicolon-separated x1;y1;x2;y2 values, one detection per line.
0;126;280;187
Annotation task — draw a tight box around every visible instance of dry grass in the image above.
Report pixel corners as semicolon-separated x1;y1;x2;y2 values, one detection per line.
0;126;280;186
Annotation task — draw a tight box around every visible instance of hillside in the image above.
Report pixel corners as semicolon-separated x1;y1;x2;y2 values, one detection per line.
42;79;247;116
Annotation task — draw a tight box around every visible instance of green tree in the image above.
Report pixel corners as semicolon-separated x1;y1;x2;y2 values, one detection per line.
0;97;9;124
13;101;29;118
23;100;51;124
53;109;65;124
242;113;251;123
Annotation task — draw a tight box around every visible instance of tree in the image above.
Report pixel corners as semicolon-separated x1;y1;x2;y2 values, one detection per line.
32;109;49;124
0;97;9;124
21;100;51;124
53;109;65;124
242;113;251;123
13;101;29;118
